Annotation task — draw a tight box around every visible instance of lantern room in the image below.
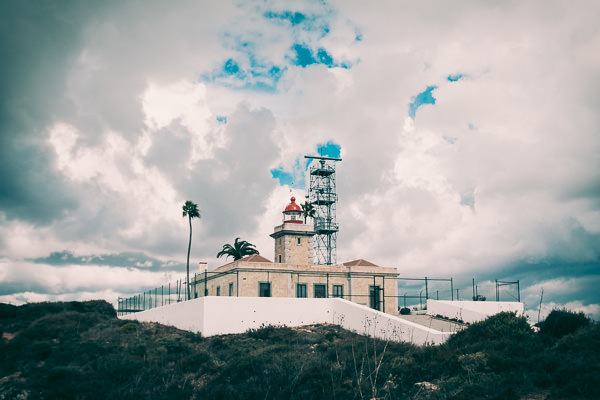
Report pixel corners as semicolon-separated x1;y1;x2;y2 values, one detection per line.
283;196;302;224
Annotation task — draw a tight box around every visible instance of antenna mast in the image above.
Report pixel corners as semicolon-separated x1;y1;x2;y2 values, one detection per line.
304;155;342;265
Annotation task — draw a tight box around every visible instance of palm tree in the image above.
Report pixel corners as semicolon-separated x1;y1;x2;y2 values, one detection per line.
217;237;259;261
182;200;201;300
301;201;316;224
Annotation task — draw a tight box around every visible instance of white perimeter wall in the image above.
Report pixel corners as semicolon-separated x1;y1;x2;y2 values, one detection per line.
427;299;524;324
121;297;453;345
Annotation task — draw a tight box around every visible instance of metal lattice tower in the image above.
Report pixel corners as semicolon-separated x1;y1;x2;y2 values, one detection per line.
304;155;342;265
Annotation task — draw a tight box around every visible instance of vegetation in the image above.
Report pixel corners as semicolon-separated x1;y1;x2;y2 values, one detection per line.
537;308;591;339
182;200;201;300
301;201;316;224
216;237;259;261
1;302;597;399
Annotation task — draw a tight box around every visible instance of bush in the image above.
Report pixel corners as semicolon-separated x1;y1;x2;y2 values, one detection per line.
446;312;534;351
538;309;591;339
400;307;411;315
118;322;139;333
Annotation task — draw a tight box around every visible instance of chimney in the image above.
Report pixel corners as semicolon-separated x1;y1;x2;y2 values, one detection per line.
198;262;207;274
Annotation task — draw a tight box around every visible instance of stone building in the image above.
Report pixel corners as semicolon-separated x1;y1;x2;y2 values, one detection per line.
191;197;399;315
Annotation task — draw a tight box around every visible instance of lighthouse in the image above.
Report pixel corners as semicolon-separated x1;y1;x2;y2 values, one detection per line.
270;196;315;264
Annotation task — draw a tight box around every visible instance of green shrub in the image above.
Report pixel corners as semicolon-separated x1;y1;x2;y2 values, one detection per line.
2;300;599;399
30;341;53;360
118;322;139;333
447;312;534;350
0;303;17;319
538;308;590;339
400;307;411;315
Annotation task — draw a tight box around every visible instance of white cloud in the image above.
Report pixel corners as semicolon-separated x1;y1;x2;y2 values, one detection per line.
1;0;599;314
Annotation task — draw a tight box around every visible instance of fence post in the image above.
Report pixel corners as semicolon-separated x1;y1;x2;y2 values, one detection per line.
451;277;454;301
425;277;428;300
496;279;499;302
382;276;385;313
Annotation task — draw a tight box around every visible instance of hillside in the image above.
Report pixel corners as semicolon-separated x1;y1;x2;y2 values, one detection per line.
0;301;598;400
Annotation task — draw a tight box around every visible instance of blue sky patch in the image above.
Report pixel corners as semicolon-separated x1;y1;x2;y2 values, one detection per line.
223;58;241;75
216;116;227;123
272;141;342;188
264;10;306;26
447;73;464;82
408;86;437;118
291;43;348;69
263;9;330;38
293;44;316;67
317;141;341;159
270;168;296;186
202;35;286;92
304;141;342;168
317;48;333;65
355;29;363;41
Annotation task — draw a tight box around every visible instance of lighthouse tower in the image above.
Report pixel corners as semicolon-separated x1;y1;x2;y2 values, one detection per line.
270;197;315;264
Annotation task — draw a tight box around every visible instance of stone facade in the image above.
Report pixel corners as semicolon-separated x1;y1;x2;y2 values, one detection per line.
271;223;315;265
191;258;399;315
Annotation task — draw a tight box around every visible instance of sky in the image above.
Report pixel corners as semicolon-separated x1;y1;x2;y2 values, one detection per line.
1;0;599;322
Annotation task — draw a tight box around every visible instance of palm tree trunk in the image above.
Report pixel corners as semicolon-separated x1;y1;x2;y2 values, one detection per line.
186;214;192;300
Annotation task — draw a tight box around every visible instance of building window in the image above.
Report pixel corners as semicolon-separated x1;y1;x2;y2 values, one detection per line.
216;286;221;296
314;284;326;298
229;282;234;296
296;283;307;298
297;237;301;245
259;282;271;297
332;285;344;298
369;285;381;311
278;255;282;263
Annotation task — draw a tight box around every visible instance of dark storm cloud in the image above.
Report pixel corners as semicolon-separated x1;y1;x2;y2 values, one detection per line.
0;1;114;224
169;104;279;252
145;121;193;176
29;250;185;272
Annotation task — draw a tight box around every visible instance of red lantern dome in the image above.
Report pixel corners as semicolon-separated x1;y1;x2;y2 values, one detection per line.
283;196;302;224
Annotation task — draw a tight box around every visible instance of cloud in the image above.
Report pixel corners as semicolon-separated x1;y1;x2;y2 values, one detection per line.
408;86;437;118
0;0;598;318
0;259;177;298
29;250;184;272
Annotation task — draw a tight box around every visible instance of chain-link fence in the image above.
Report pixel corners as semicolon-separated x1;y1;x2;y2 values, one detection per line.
117;270;520;316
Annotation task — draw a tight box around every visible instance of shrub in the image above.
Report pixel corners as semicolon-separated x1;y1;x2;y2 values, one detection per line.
400;307;411;315
0;303;17;319
538;309;590;339
446;312;534;351
118;322;139;333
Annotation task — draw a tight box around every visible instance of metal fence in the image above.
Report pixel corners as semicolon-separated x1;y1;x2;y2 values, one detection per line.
117;270;520;316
